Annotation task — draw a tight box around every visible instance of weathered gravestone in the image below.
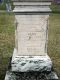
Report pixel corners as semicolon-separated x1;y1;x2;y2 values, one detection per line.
4;0;58;80
12;2;52;72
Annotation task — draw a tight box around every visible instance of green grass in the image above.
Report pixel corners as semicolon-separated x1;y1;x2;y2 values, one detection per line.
0;2;6;10
0;12;15;80
50;2;60;12
48;14;60;79
0;0;14;10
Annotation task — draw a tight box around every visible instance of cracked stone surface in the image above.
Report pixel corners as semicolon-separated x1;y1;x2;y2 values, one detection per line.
11;48;52;72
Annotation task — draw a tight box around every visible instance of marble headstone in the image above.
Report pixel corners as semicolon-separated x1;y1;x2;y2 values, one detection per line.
4;1;58;80
11;2;52;72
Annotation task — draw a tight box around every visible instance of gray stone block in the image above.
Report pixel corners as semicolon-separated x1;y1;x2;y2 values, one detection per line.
13;2;51;6
5;71;58;80
4;71;16;80
11;48;52;72
46;72;59;80
12;0;53;2
13;6;51;13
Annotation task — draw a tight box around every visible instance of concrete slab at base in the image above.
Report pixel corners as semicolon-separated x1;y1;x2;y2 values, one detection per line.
4;71;16;80
5;71;58;80
47;72;58;80
11;48;52;72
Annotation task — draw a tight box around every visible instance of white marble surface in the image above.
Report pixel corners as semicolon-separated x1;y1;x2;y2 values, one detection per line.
15;15;49;56
13;6;51;12
13;2;51;6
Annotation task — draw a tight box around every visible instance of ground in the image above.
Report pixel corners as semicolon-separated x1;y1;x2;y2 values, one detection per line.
48;13;60;79
50;2;60;12
0;0;14;10
0;12;15;80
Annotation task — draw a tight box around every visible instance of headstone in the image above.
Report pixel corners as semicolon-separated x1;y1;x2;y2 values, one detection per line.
4;1;58;80
11;2;52;72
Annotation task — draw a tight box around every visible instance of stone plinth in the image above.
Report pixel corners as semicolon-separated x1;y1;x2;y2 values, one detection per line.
5;71;58;80
11;48;52;72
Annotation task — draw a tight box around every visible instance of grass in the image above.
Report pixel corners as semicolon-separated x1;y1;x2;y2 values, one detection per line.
0;0;14;10
48;13;60;79
49;5;60;79
50;2;60;12
0;12;15;80
0;2;6;10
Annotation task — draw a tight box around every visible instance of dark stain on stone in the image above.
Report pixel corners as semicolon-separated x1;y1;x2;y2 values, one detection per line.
21;63;26;66
29;56;33;58
35;67;39;70
29;61;33;63
21;57;24;58
34;61;38;64
38;60;44;63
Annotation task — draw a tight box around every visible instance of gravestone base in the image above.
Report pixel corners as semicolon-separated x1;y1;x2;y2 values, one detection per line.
5;71;58;80
11;48;52;72
4;48;58;80
4;49;58;80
